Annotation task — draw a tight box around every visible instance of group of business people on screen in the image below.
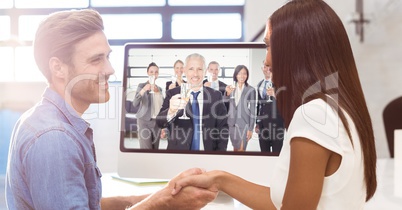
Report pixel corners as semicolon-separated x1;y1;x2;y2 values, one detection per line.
130;54;284;153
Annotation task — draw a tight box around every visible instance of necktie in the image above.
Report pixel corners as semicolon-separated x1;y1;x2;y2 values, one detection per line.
191;91;200;150
262;81;268;99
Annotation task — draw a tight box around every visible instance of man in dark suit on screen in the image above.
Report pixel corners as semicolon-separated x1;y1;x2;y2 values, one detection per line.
202;61;227;96
255;60;285;153
156;53;229;151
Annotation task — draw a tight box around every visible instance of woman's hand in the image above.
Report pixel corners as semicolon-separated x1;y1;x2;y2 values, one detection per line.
225;86;234;96
140;84;152;95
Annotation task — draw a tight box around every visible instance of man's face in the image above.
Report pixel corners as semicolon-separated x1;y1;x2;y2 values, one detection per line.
263;21;273;80
66;31;115;107
264;21;272;70
184;57;205;88
207;63;219;81
261;63;272;80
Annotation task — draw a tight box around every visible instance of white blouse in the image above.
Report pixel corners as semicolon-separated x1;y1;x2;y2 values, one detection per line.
270;99;366;210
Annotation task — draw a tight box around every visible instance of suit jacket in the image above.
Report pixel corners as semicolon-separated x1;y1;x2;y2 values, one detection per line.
255;80;284;132
225;85;257;131
133;82;163;121
156;86;229;151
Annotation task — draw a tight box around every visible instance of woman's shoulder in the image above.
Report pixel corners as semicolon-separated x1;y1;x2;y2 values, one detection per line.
288;99;341;139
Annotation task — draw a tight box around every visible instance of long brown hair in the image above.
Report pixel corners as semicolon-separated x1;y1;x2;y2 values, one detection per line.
270;0;376;201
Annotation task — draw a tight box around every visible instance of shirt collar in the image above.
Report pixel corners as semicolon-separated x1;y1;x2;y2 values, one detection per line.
43;87;90;135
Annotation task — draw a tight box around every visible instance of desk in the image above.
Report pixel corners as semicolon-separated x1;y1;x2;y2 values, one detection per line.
101;175;250;210
102;158;402;210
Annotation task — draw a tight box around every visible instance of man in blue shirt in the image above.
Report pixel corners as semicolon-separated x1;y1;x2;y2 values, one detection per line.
5;9;216;210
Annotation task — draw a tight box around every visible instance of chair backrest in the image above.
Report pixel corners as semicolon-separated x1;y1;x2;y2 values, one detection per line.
383;96;402;158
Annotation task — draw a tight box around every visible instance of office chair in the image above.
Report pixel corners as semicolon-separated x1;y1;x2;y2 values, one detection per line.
383;96;402;158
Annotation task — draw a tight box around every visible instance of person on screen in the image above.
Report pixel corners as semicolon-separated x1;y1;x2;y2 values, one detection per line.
156;53;229;151
5;9;216;210
132;62;164;150
202;61;227;96
165;59;186;91
255;60;285;153
171;0;377;209
224;65;256;151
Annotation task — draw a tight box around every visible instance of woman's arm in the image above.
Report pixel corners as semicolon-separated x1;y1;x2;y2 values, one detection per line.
281;137;332;210
133;83;150;107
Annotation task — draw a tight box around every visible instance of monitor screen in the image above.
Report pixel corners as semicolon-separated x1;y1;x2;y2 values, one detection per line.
118;42;279;185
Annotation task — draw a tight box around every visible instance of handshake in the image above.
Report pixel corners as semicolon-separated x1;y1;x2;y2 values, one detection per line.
128;168;220;210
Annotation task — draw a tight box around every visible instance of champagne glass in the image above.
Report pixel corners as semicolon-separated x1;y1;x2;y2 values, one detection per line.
171;74;177;86
149;75;155;93
179;83;191;119
266;81;273;102
207;72;213;82
230;81;237;99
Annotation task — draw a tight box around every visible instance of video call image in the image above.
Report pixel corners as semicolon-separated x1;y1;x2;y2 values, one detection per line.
121;44;283;154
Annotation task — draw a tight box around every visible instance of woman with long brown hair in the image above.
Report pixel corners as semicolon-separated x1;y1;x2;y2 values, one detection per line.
172;0;377;209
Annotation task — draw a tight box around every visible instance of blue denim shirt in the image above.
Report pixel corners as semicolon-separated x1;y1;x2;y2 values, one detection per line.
5;88;102;210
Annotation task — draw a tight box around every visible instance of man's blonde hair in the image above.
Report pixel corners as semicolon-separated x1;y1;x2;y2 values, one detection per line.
33;9;104;83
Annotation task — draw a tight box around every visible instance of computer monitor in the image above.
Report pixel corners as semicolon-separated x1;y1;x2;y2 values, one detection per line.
118;42;278;186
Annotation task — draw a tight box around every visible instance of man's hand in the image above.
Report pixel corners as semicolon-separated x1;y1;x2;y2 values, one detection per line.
246;130;253;141
168;94;187;116
255;124;260;133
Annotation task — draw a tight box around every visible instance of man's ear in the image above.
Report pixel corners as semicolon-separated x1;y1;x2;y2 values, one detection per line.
49;57;67;79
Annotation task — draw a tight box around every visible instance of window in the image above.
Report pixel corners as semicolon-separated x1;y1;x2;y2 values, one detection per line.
18;16;47;41
103;14;162;39
14;47;44;82
0;16;10;40
1;1;244;81
91;0;165;7
0;0;13;8
168;0;244;6
15;0;88;8
0;47;14;81
171;13;242;40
